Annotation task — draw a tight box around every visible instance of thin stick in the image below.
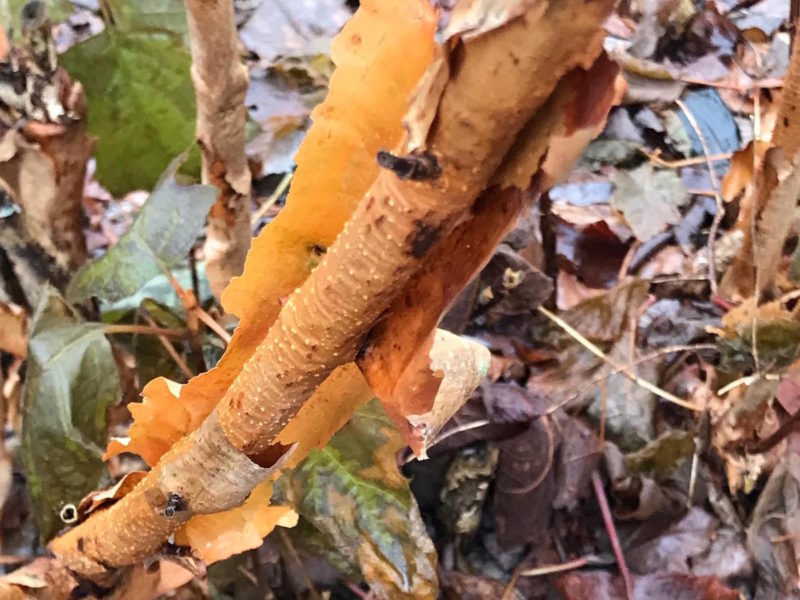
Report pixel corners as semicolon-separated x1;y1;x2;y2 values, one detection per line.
194;307;232;344
137;313;194;380
278;529;323;600
403;418;492;463
103;324;188;340
520;556;592;577
592;471;634;600
252;171;293;225
640;149;732;169
537;307;702;411
676;98;725;296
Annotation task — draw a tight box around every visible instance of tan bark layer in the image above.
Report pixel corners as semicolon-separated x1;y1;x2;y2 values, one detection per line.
48;0;614;586
184;0;252;299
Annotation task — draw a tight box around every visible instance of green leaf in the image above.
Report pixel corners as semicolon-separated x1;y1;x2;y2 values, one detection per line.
21;289;120;541
610;164;690;241
6;0;72;33
285;401;438;599
60;30;197;195
66;167;217;303
106;0;188;38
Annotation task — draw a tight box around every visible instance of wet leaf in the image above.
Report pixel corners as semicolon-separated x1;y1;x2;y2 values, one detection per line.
747;453;800;597
610;163;691;241
66;167;217;303
555;570;740;600
21;289;120;540
285;400;438;600
61;27;197;195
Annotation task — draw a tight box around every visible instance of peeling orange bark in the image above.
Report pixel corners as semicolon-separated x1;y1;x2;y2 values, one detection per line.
46;0;617;587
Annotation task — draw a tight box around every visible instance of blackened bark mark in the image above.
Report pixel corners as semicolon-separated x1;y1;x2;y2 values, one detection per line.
376;149;441;181
409;220;442;259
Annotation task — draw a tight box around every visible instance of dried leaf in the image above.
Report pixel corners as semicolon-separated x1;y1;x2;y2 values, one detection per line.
0;302;27;358
22;289;120;540
66;163;217;304
285;400;437;600
610;163;691;241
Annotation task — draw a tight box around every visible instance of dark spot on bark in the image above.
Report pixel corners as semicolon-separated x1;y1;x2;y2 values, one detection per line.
164;492;185;518
448;39;466;78
408;220;441;258
351;33;362;45
77;537;84;552
160;541;191;557
366;196;375;210
309;243;326;256
246;441;291;468
785;116;790;127
69;578;112;600
509;51;520;65
376;149;441;181
375;215;386;227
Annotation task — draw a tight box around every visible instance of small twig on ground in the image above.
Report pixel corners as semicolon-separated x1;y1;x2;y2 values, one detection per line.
136;313;194;380
252;171;294;226
592;470;634;600
194;308;232;345
639;149;732;169
519;555;605;577
103;324;188;340
537;307;702;410
403;418;492;463
278;529;323;600
675;98;725;297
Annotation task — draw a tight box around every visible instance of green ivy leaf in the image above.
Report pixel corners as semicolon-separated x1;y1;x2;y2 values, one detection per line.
285;401;438;599
21;289;120;541
66;165;217;303
60;27;197;195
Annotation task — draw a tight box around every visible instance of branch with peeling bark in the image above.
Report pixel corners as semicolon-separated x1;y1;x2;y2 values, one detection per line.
184;0;252;300
0;1;619;596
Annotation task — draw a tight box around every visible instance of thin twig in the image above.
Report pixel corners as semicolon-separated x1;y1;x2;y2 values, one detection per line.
252;171;293;226
195;306;232;344
279;529;323;600
640;148;732;169
592;470;634;600
403;419;492;463
103;324;188;340
675;98;725;296
137;313;194;380
520;556;596;577
537;307;702;411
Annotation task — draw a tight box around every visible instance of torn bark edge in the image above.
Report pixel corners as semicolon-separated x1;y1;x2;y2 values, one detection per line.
49;411;295;584
360;53;623;455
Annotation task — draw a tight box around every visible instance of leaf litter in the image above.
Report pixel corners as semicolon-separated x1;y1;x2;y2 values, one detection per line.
3;0;800;598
